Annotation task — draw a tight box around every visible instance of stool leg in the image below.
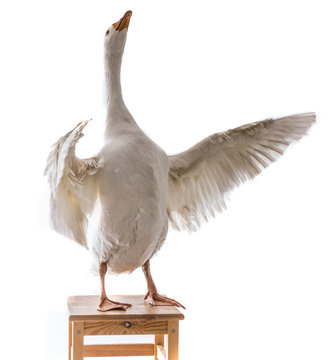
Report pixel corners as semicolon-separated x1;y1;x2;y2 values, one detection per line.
155;334;164;360
167;321;179;360
73;321;84;360
68;320;72;360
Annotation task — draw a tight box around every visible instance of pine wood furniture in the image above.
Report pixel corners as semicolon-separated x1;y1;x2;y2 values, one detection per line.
68;295;185;360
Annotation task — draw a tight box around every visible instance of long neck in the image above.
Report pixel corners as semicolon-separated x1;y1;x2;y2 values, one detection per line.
104;54;138;137
105;55;124;109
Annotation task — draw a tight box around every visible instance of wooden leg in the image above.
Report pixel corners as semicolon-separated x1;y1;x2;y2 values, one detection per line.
155;334;165;360
68;321;72;360
167;320;179;360
73;321;84;360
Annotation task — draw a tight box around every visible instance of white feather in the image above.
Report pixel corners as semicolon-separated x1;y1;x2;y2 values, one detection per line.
44;120;99;247
167;113;316;232
45;22;315;279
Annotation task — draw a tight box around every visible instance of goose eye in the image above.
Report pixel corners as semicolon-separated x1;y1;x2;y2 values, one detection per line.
105;29;110;36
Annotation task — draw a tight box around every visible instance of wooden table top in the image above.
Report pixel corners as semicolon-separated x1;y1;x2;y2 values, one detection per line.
67;295;185;321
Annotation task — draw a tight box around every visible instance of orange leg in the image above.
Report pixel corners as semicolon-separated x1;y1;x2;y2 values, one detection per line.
142;260;185;309
97;262;132;311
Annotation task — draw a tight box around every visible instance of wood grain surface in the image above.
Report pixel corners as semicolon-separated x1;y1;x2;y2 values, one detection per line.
84;319;168;335
83;343;154;357
73;322;84;360
67;295;185;321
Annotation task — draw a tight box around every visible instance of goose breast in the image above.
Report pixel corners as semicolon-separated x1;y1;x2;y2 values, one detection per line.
91;134;169;273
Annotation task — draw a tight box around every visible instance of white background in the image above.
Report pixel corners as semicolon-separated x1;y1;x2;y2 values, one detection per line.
0;0;332;359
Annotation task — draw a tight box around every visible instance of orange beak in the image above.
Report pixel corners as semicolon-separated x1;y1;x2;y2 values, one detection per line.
113;10;132;31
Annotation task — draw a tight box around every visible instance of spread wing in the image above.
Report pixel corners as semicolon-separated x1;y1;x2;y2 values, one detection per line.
167;112;315;232
44;120;99;247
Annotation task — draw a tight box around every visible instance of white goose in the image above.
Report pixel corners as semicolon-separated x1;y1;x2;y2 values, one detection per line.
45;10;315;311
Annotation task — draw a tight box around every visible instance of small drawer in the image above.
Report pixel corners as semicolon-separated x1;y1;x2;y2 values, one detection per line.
84;320;168;335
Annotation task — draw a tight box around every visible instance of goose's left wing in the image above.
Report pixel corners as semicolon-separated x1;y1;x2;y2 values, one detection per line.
44;120;99;247
167;112;315;232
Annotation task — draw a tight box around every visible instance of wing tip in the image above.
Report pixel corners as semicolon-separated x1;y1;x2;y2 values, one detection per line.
272;112;316;135
278;112;316;123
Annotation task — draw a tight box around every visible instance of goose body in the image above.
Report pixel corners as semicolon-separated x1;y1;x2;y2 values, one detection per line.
93;130;169;273
45;10;315;311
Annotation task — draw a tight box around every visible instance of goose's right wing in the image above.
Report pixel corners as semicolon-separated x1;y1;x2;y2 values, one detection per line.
167;113;315;232
44;121;99;247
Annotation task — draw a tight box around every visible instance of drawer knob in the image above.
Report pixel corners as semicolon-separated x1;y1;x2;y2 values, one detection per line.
122;321;133;328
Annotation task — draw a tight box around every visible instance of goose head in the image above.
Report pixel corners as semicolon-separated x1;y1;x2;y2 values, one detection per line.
104;10;132;58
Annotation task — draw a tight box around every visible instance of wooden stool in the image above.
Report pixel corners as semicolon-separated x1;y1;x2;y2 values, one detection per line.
68;295;185;360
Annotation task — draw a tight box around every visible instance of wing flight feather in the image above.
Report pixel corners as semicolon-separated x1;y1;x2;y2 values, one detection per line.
44;120;99;247
167;113;315;232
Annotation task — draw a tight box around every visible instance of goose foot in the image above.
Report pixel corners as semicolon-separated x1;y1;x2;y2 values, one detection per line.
142;259;186;309
97;296;132;312
144;291;186;309
97;262;131;311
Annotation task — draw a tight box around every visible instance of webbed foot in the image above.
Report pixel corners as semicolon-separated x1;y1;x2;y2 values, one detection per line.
97;296;132;312
144;291;186;309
